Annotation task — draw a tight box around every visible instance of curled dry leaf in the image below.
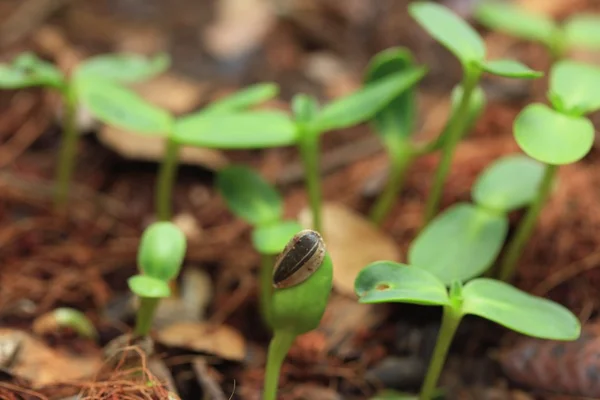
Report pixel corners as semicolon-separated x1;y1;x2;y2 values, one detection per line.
298;202;401;297
156;322;246;362
0;329;102;387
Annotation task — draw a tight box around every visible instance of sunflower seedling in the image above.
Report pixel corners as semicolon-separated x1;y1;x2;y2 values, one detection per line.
0;51;169;210
127;221;187;337
78;77;282;221
408;1;543;226
409;154;545;285
263;229;333;400
33;307;98;340
475;0;600;61
497;60;600;281
355;261;581;400
216;164;303;328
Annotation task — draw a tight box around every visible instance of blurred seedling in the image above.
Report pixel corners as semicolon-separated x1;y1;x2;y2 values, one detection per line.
263;230;333;400
216;164;303;328
33;307;98;340
0;51;169;210
475;0;600;61
355;261;581;400
127;221;187;337
497;60;600;281
409;154;545;285
408;1;543;226
77;76;281;221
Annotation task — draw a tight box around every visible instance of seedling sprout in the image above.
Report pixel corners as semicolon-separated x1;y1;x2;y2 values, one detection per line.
127;221;187;336
0;52;169;210
34;307;99;340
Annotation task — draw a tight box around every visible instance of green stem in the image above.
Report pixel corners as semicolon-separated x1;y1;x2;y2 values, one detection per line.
54;83;79;210
422;72;480;227
134;297;160;337
298;131;322;232
263;330;297;400
156;136;181;221
497;164;558;282
260;253;275;329
369;145;416;225
419;306;462;400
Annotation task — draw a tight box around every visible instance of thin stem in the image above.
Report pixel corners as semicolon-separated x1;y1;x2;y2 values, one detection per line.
369;145;416;225
263;330;297;400
497;164;558;282
260;253;275;329
298;131;322;232
422;72;480;227
134;297;160;337
54;83;79;210
156;136;181;221
419;306;462;400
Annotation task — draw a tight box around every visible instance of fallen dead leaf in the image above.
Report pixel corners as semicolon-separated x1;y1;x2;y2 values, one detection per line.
156;322;246;362
0;329;102;388
298;202;401;297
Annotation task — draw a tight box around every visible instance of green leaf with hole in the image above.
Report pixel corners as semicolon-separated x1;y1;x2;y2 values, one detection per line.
174;110;297;148
564;14;600;50
409;2;485;68
252;220;303;254
514;103;594;165
204;82;279;114
472;154;545;213
365;47;419;156
128;275;171;298
0;52;64;89
217;165;283;226
138;221;187;281
355;261;450;306
480;59;543;79
77;78;172;135
311;67;427;133
474;0;557;45
75;52;170;83
408;203;508;285
462;278;581;340
548;60;600;116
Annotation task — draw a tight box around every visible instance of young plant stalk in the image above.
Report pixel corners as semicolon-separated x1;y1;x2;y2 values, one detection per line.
54;83;79;210
263;330;296;400
298;130;323;232
155;133;180;221
134;297;160;336
497;164;558;281
423;71;480;225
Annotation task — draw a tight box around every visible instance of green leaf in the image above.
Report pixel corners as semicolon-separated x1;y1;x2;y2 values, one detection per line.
0;52;64;89
354;261;450;306
409;2;485;68
77;78;172;135
472;154;546;213
312;67;426;133
53;308;98;339
252;220;303;254
408;203;508;285
128;275;171;298
514;103;594;165
548;60;600;116
137;222;187;281
292;93;319;125
365;47;419;151
216;165;283;226
174;110;298;148
480;59;543;79
75;52;170;83
474;0;557;45
462;278;581;340
564;14;600;50
204;83;279;114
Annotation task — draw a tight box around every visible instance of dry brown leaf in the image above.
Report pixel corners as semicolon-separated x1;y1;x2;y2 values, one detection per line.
0;328;102;387
298;202;401;297
156;322;246;362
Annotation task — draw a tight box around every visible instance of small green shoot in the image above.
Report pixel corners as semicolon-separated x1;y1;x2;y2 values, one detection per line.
408;1;542;226
475;1;600;60
0;52;169;210
216;165;303;328
498;60;600;281
45;307;99;340
127;221;187;336
355;261;581;400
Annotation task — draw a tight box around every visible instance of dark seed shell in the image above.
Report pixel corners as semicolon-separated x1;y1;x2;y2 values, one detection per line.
272;229;326;289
